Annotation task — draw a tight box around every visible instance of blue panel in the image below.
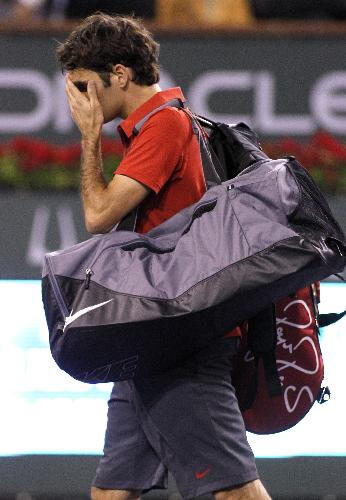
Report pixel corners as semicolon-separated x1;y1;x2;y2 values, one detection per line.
0;281;345;457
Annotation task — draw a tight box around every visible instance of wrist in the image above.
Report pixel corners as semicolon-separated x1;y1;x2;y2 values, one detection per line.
82;135;101;152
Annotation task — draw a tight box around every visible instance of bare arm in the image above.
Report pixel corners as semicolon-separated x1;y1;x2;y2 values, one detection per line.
66;77;150;233
80;137;150;233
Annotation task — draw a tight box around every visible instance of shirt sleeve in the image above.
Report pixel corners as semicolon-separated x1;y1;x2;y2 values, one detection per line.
115;108;190;194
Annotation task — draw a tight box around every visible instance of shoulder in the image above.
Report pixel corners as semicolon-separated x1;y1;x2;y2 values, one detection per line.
142;106;192;138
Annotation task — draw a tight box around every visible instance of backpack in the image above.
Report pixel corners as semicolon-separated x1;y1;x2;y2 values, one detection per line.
232;283;324;433
41;100;346;393
194;113;346;433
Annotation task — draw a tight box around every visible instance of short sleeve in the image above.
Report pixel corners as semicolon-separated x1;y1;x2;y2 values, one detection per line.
115;108;190;194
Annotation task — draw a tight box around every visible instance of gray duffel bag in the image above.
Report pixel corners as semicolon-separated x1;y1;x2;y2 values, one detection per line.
42;134;346;383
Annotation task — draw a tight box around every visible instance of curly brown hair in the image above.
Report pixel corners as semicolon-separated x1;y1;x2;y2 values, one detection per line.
56;13;160;86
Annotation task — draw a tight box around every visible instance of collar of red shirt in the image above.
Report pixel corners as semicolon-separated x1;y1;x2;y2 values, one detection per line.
117;87;186;141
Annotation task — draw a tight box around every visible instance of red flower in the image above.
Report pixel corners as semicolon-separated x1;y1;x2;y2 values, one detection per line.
8;137;55;170
0;133;344;192
311;131;346;161
53;143;81;166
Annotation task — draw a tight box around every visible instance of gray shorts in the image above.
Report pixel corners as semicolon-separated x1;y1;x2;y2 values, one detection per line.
92;338;258;499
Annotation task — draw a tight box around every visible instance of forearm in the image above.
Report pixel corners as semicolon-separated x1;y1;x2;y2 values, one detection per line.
81;137;110;233
80;137;150;234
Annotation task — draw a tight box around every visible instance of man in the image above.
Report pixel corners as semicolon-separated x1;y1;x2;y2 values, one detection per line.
58;13;271;500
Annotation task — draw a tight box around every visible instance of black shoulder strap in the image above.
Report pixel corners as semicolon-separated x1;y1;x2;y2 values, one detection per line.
116;209;138;232
241;305;283;411
318;273;346;328
183;108;222;189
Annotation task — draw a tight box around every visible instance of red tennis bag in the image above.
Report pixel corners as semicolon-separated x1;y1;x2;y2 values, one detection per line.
233;283;329;434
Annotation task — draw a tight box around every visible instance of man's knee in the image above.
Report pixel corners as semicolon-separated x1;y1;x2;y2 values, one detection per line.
90;485;141;500
214;479;271;500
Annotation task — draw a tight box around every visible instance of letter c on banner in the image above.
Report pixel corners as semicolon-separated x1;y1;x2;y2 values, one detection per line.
187;70;253;125
0;69;52;133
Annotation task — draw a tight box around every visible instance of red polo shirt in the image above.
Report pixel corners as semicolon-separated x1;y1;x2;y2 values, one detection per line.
116;87;240;338
116;87;206;233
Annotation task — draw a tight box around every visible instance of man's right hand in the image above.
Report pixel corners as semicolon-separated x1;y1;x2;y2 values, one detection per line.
66;77;104;144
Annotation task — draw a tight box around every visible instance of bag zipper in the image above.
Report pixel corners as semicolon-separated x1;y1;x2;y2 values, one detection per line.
83;236;157;289
84;268;93;290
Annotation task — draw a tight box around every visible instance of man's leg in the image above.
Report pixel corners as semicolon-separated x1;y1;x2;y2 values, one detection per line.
92;382;168;496
214;479;271;500
132;338;261;500
90;486;140;500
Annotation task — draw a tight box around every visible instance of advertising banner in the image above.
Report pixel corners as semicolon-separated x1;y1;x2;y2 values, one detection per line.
1;32;346;141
